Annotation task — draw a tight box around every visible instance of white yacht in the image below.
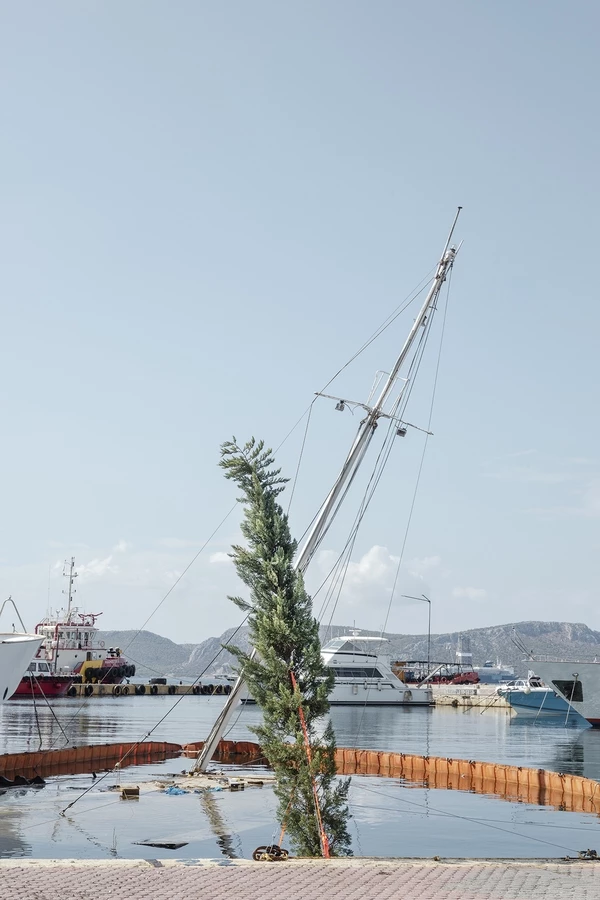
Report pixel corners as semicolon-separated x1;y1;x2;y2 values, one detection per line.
0;598;44;703
322;633;433;706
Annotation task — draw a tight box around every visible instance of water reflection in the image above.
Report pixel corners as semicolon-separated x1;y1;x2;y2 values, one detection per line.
2;699;600;860
2;697;600;783
0;793;34;857
198;791;240;858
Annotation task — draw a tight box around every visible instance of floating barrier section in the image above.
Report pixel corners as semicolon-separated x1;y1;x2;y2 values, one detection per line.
332;748;600;816
183;739;267;764
183;741;600;815
0;741;182;781
3;737;600;815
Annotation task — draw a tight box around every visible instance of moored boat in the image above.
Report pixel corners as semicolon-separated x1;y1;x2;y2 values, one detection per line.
18;558;136;690
495;674;585;720
12;659;76;698
0;598;44;703
529;659;600;727
323;633;433;705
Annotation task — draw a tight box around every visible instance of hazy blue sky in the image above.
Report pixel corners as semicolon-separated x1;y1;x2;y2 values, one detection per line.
1;2;599;644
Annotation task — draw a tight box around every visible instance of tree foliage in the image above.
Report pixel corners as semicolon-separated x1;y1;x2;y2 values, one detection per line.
221;437;351;857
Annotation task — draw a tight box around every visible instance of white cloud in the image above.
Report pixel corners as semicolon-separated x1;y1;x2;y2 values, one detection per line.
77;554;118;580
209;552;232;564
406;555;441;578
344;546;399;591
452;586;487;601
113;540;130;553
312;545;400;611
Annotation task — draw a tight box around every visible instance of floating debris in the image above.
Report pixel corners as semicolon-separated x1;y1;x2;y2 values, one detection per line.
0;774;45;789
121;784;140;800
134;839;189;850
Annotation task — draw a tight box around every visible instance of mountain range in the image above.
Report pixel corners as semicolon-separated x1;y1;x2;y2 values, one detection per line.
99;620;600;679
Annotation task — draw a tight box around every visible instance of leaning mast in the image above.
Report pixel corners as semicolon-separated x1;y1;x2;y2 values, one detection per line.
193;209;461;772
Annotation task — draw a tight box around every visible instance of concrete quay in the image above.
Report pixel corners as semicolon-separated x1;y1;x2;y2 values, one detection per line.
67;681;232;697
1;857;598;899
431;684;510;709
68;681;511;708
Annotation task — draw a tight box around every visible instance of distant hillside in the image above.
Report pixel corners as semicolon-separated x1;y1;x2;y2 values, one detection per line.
100;621;600;678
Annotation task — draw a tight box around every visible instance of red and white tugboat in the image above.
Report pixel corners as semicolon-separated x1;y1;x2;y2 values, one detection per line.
11;558;135;698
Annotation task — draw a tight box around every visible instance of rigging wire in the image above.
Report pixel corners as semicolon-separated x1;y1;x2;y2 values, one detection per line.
127;265;436;647
380;265;454;641
26;674;72;747
348;800;598;836
344;269;453;737
315;269;436;399
296;273;436;548
314;288;439;628
59;614;250;816
287;402;314;515
35;263;447;795
41;408;317;751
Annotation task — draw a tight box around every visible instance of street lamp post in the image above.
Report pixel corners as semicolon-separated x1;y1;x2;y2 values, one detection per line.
402;594;431;676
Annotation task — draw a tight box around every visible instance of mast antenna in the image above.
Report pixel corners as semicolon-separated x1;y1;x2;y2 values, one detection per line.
62;557;77;621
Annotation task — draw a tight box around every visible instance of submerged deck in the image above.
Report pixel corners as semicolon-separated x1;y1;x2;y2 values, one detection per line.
1;857;599;900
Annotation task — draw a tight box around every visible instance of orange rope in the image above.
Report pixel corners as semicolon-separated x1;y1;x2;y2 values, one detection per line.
289;671;330;858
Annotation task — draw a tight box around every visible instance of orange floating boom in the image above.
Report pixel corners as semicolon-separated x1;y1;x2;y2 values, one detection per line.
3;738;600;817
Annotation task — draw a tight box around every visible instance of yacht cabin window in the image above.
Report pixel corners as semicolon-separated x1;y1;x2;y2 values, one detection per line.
332;667;384;679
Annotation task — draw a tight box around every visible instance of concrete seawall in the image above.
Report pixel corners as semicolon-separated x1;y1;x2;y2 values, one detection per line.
65;681;511;707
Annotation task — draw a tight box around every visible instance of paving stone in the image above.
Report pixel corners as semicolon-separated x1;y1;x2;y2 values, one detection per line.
0;858;599;900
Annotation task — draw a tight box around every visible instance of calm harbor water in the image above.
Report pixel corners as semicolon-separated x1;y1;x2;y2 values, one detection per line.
1;696;599;859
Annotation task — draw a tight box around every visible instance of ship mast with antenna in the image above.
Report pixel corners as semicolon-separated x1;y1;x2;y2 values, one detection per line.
193;209;462;773
63;556;77;622
54;557;77;673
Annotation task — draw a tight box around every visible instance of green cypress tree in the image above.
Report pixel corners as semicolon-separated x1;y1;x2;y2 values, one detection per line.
221;437;351;857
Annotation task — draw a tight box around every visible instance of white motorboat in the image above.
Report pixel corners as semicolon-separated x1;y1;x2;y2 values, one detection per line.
496;674;585;720
0;598;44;703
322;633;432;706
530;659;600;727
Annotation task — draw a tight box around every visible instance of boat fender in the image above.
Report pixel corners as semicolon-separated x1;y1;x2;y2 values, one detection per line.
168;684;176;695
112;685;121;697
121;685;129;696
136;684;146;695
192;685;201;695
403;690;413;702
215;684;223;695
150;685;158;695
224;684;232;695
67;686;77;697
84;684;94;697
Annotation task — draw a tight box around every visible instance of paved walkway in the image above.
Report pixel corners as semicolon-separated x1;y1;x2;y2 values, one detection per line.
1;858;599;899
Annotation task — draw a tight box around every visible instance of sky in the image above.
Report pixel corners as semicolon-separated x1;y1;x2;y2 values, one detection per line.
1;2;599;644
